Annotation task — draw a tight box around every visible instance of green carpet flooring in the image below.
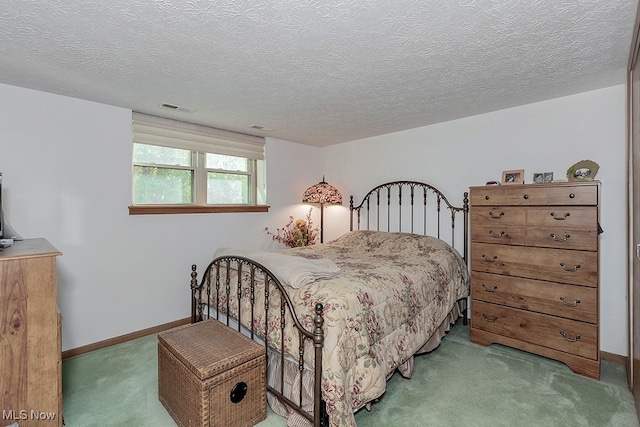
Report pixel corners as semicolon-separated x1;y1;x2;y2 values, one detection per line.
62;323;639;426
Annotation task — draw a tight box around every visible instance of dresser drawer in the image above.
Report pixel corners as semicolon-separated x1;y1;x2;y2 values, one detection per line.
470;187;506;206
503;186;548;205
526;206;598;250
471;225;526;245
526;207;597;227
472;301;598;360
548;184;598;206
470;207;526;225
471;183;598;207
526;226;598;251
471;243;598;287
471;271;598;323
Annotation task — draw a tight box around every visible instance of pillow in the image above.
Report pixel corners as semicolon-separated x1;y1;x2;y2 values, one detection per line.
330;230;448;253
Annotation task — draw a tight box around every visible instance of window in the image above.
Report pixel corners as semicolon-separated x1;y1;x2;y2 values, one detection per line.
133;144;194;204
129;113;267;215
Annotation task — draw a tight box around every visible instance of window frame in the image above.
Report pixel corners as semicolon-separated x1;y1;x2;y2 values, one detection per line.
200;152;255;205
128;204;268;215
128;113;268;215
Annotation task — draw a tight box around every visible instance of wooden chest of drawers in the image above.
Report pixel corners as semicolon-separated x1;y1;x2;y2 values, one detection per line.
469;181;600;379
0;239;63;426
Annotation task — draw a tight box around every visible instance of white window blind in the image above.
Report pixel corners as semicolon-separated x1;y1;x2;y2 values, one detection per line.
132;112;265;160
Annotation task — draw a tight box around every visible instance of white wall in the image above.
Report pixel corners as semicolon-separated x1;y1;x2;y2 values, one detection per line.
0;82;628;357
0;83;322;350
321;85;628;356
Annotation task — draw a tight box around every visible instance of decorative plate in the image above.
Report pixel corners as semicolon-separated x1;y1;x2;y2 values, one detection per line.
567;160;599;181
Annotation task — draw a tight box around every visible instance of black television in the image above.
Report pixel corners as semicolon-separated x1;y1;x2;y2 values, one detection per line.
0;173;22;243
0;172;4;239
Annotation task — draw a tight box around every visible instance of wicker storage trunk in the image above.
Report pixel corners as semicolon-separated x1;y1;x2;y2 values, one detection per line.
158;320;267;427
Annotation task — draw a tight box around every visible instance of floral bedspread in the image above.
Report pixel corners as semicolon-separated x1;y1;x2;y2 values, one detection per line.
212;230;469;427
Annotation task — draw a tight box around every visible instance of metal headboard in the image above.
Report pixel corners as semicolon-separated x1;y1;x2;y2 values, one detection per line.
349;180;469;262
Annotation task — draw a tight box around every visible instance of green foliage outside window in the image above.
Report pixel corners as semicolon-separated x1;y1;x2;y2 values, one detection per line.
132;144;254;205
207;172;249;204
206;153;248;171
133;166;193;204
133;144;191;166
133;144;193;204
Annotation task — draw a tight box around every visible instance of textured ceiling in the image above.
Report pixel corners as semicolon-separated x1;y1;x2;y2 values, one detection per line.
0;1;637;147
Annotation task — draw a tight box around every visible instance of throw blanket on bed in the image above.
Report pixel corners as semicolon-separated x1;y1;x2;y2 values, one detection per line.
213;247;341;289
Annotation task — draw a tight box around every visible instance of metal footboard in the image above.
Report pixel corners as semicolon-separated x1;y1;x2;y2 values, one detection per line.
190;257;327;427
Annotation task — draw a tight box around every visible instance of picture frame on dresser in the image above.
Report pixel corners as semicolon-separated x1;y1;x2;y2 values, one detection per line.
533;172;554;184
567;160;599;182
502;169;524;185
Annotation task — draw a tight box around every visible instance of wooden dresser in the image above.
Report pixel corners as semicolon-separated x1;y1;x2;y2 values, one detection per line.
0;239;63;426
469;182;600;379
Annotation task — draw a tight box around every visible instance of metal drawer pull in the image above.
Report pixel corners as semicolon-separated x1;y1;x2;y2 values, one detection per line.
560;297;581;307
550;233;570;242
559;263;581;272
489;211;504;219
485;195;490;200
523;194;529;199
569;193;575;199
482;255;498;262
560;331;581;343
482;313;498;323
550;212;570;220
482;284;498;292
489;230;506;238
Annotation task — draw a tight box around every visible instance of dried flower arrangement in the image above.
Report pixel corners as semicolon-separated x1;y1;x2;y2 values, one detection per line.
265;208;319;247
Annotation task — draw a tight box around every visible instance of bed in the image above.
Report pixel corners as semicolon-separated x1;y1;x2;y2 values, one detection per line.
190;180;470;427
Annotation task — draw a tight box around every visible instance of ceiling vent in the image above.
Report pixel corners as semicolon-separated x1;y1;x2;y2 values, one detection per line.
160;103;196;114
249;125;273;132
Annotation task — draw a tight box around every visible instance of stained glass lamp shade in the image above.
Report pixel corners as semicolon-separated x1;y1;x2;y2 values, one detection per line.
302;177;342;243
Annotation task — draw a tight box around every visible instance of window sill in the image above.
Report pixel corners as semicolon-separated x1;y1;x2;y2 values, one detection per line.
128;204;270;215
